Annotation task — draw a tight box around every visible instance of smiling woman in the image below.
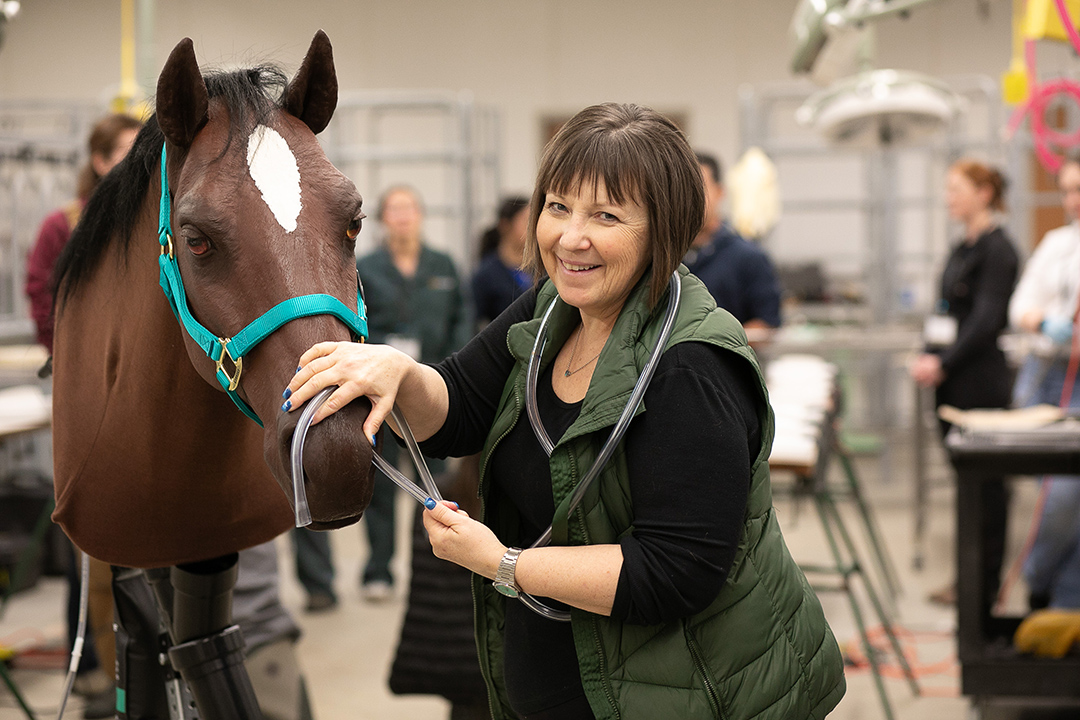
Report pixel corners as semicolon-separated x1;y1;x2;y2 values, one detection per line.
285;102;845;720
537;183;650;327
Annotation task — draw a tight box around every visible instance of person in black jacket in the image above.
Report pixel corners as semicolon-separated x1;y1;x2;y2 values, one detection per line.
471;196;531;328
911;158;1019;612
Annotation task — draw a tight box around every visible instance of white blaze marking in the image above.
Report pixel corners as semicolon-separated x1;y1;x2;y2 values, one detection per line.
246;125;301;233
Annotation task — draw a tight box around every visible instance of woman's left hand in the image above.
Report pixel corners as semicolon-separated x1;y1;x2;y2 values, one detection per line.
910;353;945;388
423;501;505;579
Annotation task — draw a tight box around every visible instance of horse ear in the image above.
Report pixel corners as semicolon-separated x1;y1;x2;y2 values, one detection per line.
156;38;209;150
283;30;338;135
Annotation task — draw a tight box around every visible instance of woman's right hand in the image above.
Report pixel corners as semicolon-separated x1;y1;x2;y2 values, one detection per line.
1019;309;1045;334
284;341;418;441
910;352;945;388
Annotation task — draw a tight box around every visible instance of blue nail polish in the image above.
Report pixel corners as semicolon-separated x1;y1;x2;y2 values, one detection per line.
282;388;292;400
281;400;292;412
297;365;302;373
424;498;436;510
370;434;377;447
450;501;459;511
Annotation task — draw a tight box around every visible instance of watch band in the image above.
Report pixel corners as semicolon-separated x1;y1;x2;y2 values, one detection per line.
493;546;522;598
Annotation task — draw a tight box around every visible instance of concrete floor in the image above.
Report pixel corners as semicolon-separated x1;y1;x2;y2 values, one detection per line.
0;444;1076;720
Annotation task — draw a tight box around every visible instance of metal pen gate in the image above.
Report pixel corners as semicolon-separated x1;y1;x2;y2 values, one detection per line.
0;101;97;343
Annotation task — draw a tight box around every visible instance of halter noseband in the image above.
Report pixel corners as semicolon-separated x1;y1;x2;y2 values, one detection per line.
156;145;368;426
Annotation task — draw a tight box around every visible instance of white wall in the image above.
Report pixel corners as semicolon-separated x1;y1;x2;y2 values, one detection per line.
0;1;1018;192
0;0;1031;287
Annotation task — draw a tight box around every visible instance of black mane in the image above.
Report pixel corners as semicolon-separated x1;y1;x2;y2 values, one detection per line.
54;65;290;303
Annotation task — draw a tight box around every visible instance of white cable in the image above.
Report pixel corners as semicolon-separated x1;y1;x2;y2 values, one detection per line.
56;550;90;719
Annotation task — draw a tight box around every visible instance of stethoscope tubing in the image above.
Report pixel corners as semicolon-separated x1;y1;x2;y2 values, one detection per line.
518;271;682;621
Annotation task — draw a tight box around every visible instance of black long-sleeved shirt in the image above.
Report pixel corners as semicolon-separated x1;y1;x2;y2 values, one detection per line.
936;227;1018;373
421;288;760;716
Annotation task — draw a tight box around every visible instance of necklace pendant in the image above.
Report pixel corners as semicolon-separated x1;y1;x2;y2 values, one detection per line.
564;369;571;377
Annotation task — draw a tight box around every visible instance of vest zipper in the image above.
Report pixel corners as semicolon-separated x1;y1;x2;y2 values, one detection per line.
587;617;620;718
686;631;725;719
479;359;523;720
478;377;522;492
566;452;620;719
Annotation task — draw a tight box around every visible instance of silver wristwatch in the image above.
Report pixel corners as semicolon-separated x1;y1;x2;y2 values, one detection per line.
493;547;522;598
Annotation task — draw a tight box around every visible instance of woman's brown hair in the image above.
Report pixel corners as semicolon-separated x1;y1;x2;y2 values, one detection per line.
76;113;143;200
950;158;1008;212
524;103;705;308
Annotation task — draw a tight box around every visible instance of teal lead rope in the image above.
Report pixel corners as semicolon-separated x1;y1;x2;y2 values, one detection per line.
156;145;369;426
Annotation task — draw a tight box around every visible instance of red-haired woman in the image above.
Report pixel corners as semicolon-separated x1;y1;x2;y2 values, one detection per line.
911;159;1019;611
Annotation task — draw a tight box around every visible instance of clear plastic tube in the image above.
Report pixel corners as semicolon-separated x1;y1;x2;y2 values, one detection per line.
289;387;334;527
519;271;682;621
289;387;441;529
390;406;442;503
373;451;436;509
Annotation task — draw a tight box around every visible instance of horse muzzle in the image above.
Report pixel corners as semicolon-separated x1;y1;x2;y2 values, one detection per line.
270;394;375;529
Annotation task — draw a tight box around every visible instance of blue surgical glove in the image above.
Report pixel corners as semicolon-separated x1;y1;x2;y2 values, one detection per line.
1042;315;1074;346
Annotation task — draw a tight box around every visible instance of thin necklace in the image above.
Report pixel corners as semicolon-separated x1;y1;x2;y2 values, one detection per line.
564;329;602;377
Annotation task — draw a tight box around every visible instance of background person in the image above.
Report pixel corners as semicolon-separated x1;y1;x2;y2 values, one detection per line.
354;185;470;601
471;195;531;327
388;196;536;719
684;151;783;335
290;527;338;612
292;186;470;604
1008;149;1080;610
910;159;1018;612
24;111;141;719
285;103;844;720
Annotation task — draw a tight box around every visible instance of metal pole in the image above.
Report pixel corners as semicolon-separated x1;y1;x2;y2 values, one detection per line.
136;0;156;100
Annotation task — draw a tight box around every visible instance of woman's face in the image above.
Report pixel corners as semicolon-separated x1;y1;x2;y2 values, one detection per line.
1059;162;1080;221
945;169;988;222
91;127;139;178
536;178;651;323
380;189;423;241
501;206;529;252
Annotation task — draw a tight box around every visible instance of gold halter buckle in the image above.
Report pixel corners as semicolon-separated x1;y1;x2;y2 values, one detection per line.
215;338;243;391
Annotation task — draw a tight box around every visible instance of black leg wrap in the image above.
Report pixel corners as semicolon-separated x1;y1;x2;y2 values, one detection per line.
112;567;171;719
170;554;238;643
168;625;262;719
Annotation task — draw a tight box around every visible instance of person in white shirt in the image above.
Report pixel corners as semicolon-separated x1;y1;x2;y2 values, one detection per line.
1009;151;1080;610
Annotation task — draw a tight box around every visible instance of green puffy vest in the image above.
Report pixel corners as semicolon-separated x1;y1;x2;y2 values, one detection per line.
473;267;846;720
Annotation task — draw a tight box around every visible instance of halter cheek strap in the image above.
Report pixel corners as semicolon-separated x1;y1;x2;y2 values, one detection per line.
156;145;369;426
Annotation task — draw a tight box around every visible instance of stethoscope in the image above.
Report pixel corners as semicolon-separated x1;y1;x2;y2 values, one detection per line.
286;271;681;623
516;270;681;621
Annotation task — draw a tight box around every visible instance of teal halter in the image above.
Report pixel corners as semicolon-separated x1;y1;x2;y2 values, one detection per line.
157;145;368;426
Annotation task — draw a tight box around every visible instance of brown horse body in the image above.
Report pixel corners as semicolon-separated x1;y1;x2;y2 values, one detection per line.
52;33;374;568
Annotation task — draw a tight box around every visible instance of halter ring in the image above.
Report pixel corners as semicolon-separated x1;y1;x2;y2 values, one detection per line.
215;338;243;391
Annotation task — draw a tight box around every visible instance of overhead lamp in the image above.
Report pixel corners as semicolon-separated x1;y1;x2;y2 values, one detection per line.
791;0;942;77
790;0;851;75
0;1;18;54
796;68;964;145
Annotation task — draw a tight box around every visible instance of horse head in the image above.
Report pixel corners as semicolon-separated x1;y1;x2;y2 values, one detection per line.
154;32;374;530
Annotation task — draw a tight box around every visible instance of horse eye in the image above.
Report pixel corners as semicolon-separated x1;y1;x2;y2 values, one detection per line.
186;236;210;256
346;215;364;240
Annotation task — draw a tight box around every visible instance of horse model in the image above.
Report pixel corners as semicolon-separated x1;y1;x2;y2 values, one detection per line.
50;32;375;718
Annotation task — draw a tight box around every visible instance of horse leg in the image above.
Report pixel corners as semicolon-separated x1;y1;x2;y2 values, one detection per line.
112;557;266;720
145;554;264;719
112;566;174;718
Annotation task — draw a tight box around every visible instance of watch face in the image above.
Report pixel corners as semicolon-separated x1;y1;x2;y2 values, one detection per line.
494;582;519;598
